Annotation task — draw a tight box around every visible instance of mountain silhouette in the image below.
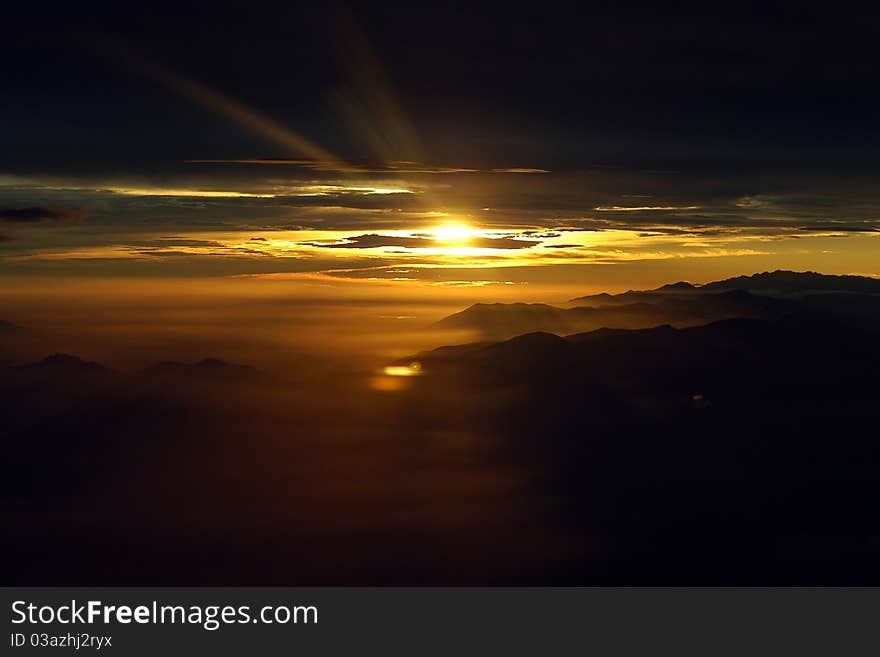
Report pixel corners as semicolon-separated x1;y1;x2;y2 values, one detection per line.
701;270;880;295
419;312;880;393
140;357;263;382
12;353;118;392
572;269;880;304
657;281;697;291
438;289;799;339
0;354;264;441
20;353;111;374
436;302;573;338
440;271;880;339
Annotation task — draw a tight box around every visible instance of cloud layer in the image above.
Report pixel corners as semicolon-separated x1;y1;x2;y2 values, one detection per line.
0;206;90;224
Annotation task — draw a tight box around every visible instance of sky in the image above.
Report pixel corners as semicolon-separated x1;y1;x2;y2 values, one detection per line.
2;2;879;299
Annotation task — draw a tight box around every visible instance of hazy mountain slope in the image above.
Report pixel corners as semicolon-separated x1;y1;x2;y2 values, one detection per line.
438;290;799;339
435;302;573;337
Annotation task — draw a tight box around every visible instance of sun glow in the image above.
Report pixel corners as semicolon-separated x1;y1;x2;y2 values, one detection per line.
430;223;478;244
382;362;423;377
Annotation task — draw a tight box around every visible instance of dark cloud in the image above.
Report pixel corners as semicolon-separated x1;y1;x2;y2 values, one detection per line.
153;238;226;247
0;206;90;224
554;208;880;236
186;159;549;175
273;192;422;211
303;234;426;249
304;233;540;250
107;238;228;250
0;232;12;242
519;231;562;238
798;223;880;233
128;250;202;258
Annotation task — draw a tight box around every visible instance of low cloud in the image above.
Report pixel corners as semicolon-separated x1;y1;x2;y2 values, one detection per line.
303;233;540;250
798;223;880;233
304;234;426;249
0;206;90;224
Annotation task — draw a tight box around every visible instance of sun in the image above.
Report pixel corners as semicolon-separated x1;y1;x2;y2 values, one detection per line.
430;223;478;244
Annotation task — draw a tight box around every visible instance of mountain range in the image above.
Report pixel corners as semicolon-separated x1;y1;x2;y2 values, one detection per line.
436;270;880;339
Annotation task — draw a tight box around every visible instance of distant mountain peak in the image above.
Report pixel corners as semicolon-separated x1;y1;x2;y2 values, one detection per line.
657;281;695;291
703;270;880;294
568;270;880;303
434;302;566;335
24;353;109;371
440;270;880;340
42;353;84;365
19;353;113;375
467;302;557;310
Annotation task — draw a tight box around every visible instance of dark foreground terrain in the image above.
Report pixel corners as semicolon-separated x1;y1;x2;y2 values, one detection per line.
3;271;880;584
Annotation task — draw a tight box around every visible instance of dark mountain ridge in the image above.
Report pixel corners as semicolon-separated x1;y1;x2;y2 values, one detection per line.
702;270;880;295
0;354;263;437
19;353;112;374
438;271;880;339
140;357;262;382
415;313;879;391
572;269;880;305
